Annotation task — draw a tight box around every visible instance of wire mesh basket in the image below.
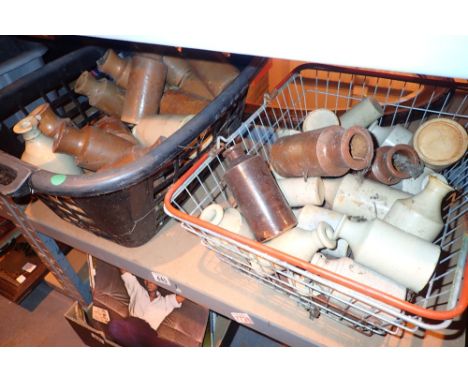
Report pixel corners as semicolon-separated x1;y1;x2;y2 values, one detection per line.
165;63;468;336
0;45;264;247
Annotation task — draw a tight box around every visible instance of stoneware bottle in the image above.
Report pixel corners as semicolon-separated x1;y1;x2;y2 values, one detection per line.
294;204;348;257
92;115;139;145
269;125;374;178
159;89;210;115
413;118;468;171
276;177;325;207
309;253;406;319
334;216;441;292
265;222;337;263
30;103;77;138
340;97;384;129
121;54;168;125
162;56;214;100
199;203;268;275
368;122;413;147
384;175;454;242
223;145;297;242
74;71;125;117
53;124;136;171
132;114;194;146
302;109;339;132
13;116;83;175
97;49;132;89
367;144;422;185
392;166;448;195
323;174;410;220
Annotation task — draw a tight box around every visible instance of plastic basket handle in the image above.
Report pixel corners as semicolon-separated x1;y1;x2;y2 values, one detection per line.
0;151;35;197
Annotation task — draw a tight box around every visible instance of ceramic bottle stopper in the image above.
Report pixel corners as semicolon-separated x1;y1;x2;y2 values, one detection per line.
309;253;406;319
368;122;413;147
413;118;467;171
121;54;168;125
29;103;77;138
188;55;240;97
74;71;125;117
276;177;325;207
223;145;297;242
132;114;194;147
334;216;441;292
269;125;374;178
340;97;384;129
162;56;214;100
53;124;136;171
294;204;349;258
97;49;132;89
302;109;340;132
367;144;423;185
384;175;454;242
159;89;211;115
323;174;410;220
92;116;139;145
13;116;83;175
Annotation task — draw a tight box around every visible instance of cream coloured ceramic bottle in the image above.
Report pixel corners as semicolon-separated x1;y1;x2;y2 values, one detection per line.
367;122;413;147
334;216;440;292
277;177;325;207
132;114;194;146
392;166;448;195
308;253;406;320
322;174;410;220
13;116;83;175
384;175;454;241
294;204;348;257
340;97;384;129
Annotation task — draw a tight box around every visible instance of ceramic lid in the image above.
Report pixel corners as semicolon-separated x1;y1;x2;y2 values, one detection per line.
413;118;467;168
303;108;339;132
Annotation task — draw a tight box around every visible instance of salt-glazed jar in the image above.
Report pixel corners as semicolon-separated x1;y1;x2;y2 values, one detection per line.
223;145;297;242
53;124;136;171
302;109;339;132
269;125;374;178
323;174;410;220
294;204;349;258
367;144;422;185
384;175;454;242
340;97;384;129
276;177;325;207
97;49;132;89
92;116;139;145
29;103;77;138
74;71;125;118
368;122;413;147
121;54;168;125
308;253;406;320
132;114;194;147
333;216;441;292
13;116;83;175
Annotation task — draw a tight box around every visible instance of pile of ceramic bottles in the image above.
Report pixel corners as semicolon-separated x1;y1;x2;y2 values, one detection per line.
12;49;239;174
200;97;467;306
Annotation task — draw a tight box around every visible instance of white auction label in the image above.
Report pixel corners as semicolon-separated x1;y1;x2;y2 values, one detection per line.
231;312;254;325
151;271;171;287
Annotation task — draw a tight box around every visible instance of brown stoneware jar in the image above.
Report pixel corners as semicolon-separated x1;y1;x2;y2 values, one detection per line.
163;56;214;100
30;103;77;138
75;71;125;117
97;49;132;89
160;89;210;115
223;145;297;242
53;125;136;171
367;144;422;185
121;54;167;125
92;115;139;145
269;125;374;178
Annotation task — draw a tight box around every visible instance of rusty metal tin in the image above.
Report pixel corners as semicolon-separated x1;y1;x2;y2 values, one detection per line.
121;54;167;125
223;145;297;242
367;144;422;185
269;125;374;177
